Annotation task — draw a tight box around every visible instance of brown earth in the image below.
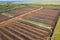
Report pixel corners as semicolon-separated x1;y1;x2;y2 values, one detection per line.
0;7;39;23
0;7;60;40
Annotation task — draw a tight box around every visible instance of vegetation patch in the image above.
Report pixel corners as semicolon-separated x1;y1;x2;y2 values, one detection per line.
51;16;60;40
21;18;51;29
1;13;15;17
55;17;60;40
0;3;60;13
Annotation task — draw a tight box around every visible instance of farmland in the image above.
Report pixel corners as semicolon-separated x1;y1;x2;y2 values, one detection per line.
0;2;60;13
0;2;60;40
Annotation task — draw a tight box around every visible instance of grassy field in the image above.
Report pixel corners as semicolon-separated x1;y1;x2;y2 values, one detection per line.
32;2;60;5
52;16;60;40
0;3;60;13
54;17;60;40
25;4;60;9
0;3;27;13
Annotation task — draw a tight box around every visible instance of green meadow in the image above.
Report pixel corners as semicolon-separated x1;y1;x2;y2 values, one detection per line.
56;17;60;40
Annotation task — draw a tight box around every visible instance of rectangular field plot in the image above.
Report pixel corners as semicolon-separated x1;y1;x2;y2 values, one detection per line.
9;7;39;16
0;7;38;23
21;8;60;28
0;20;51;40
0;8;60;40
21;18;51;29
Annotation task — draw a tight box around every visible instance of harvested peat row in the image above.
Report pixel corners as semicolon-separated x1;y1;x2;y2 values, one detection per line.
9;7;39;16
23;16;55;26
34;8;59;17
0;8;60;40
0;7;39;23
26;13;56;20
0;20;50;40
16;21;50;34
0;28;24;40
0;15;10;22
22;8;60;27
0;7;42;28
19;20;51;32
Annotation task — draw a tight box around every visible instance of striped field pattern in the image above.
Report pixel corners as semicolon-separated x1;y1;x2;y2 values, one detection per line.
0;7;60;40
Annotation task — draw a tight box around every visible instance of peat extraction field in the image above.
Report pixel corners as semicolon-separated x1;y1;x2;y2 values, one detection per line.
0;6;60;40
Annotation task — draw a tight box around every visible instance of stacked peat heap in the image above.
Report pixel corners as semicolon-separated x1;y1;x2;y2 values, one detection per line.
0;8;60;40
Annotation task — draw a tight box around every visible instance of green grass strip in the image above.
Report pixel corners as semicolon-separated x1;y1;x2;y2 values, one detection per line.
1;13;15;17
51;17;60;40
21;18;51;29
